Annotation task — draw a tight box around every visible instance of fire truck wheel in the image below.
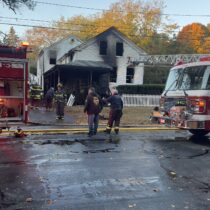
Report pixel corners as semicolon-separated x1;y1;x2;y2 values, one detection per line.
189;129;209;136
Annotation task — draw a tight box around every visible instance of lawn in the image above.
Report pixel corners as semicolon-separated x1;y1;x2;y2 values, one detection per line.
66;106;153;125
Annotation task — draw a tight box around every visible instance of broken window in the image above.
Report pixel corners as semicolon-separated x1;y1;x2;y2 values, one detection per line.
99;41;107;55
126;68;134;83
49;50;57;65
110;67;117;83
116;42;123;56
69;52;74;62
49;58;56;65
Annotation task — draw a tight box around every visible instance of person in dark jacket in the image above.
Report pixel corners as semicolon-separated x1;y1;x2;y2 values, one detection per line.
104;88;123;134
45;87;54;111
54;83;67;120
84;87;102;137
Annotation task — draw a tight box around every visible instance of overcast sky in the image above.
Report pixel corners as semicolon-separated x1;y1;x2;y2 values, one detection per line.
0;0;210;37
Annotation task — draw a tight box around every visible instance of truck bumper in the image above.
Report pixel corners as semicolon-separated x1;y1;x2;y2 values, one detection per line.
178;121;205;130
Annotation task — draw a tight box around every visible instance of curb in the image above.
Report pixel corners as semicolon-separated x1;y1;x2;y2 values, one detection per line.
1;127;178;135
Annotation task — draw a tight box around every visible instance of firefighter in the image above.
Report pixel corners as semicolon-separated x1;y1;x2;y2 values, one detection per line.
0;104;8;118
30;84;43;109
150;106;162;124
14;127;27;138
103;88;123;134
45;87;54;111
54;83;67;120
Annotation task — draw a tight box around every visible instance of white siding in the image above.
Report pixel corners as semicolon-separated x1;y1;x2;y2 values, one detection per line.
73;33;145;86
37;37;82;87
37;29;146;88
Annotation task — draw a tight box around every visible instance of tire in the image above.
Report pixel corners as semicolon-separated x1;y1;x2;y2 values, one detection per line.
189;129;209;136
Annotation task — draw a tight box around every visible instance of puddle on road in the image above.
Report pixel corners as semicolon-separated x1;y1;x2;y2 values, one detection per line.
21;135;122;155
188;135;210;147
83;148;119;154
34;139;86;146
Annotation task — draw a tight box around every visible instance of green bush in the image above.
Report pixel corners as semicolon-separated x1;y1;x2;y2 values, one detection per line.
117;84;165;95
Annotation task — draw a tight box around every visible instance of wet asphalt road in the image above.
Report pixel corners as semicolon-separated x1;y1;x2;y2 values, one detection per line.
0;130;210;210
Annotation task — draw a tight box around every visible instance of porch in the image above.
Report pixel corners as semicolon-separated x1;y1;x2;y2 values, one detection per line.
44;60;113;104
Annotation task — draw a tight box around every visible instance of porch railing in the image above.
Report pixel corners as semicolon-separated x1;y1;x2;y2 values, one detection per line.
122;94;160;107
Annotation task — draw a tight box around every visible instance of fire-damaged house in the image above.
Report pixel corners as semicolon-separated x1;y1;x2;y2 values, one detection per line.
37;27;146;104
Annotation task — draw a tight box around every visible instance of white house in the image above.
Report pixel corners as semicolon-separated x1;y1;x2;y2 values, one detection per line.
59;27;146;87
37;27;147;104
37;35;82;87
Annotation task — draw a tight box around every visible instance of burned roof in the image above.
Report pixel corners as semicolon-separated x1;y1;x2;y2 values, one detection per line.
68;27;147;55
45;60;113;75
65;60;112;69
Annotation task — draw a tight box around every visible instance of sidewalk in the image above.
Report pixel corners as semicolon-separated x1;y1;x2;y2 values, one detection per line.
28;108;75;125
0;107;176;135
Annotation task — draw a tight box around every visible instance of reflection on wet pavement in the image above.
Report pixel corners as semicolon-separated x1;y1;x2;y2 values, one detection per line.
0;131;210;209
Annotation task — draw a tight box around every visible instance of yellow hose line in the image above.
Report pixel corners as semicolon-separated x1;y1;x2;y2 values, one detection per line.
0;127;177;135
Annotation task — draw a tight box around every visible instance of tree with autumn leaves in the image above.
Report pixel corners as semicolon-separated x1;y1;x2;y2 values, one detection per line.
2;0;210;58
25;0;177;57
177;23;210;54
23;0;210;82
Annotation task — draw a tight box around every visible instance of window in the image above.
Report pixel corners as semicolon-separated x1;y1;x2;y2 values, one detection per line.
49;58;56;65
70;52;74;61
178;66;207;90
116;42;123;56
165;68;182;91
49;50;57;65
206;75;210;89
99;41;107;55
126;68;134;83
110;67;117;83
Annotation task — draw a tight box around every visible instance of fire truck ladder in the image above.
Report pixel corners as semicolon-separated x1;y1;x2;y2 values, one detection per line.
128;54;210;65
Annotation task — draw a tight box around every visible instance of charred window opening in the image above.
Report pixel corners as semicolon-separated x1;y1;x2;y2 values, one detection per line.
49;50;57;65
49;58;56;65
110;67;117;83
99;41;107;55
126;68;134;83
116;42;123;56
70;52;74;62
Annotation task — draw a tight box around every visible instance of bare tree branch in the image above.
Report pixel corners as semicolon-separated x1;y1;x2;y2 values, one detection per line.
1;0;35;13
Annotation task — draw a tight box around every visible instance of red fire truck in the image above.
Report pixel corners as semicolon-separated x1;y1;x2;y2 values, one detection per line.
159;56;210;136
0;44;29;129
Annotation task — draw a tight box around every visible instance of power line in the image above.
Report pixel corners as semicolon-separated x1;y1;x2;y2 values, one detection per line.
0;15;179;34
34;0;210;18
34;1;105;12
1;15;209;36
0;21;209;42
0;22;71;31
0;16;50;23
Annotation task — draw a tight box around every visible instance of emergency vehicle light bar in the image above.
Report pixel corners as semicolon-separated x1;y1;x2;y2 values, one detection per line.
200;56;210;62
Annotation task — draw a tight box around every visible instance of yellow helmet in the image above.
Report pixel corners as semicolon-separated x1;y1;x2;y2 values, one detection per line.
57;83;63;88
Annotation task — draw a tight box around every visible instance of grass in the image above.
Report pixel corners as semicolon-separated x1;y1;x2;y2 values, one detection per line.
66;106;152;125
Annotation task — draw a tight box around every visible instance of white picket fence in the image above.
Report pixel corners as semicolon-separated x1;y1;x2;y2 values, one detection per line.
122;94;160;107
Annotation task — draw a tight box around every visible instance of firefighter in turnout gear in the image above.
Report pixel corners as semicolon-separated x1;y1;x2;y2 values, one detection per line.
54;83;67;120
30;84;43;108
14;127;27;138
103;88;123;134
